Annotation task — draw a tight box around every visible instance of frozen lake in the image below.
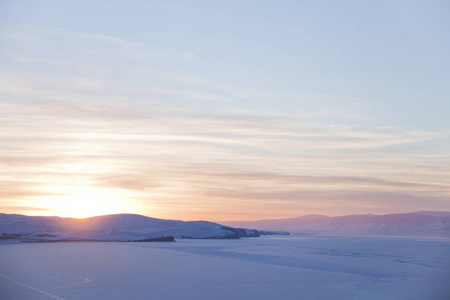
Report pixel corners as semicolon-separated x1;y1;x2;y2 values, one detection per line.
1;236;449;300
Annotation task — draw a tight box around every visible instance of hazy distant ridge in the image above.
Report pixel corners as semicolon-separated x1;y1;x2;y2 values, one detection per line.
222;211;450;238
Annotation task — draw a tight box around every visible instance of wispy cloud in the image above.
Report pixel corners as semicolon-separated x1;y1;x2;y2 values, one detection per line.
1;116;447;218
1;27;195;61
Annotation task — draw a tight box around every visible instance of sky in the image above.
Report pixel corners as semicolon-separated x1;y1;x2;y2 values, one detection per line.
0;0;449;221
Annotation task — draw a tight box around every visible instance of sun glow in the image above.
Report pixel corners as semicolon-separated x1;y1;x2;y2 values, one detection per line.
34;185;143;218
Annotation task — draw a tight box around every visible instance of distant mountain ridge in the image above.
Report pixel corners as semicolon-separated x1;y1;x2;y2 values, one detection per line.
0;213;260;242
222;211;450;238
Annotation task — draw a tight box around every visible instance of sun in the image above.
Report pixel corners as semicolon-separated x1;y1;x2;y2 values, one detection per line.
35;185;142;218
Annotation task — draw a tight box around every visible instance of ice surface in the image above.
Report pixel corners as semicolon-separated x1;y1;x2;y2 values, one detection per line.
1;236;450;300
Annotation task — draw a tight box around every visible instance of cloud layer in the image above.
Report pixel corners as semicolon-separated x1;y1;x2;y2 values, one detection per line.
1;27;449;220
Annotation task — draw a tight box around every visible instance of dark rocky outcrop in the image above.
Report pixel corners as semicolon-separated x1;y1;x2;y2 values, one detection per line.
259;231;290;236
221;227;260;238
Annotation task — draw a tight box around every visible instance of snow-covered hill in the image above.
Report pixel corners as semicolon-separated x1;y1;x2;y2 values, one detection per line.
222;211;450;238
0;213;259;241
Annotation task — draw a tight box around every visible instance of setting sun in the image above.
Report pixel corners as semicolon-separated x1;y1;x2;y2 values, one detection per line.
34;185;142;218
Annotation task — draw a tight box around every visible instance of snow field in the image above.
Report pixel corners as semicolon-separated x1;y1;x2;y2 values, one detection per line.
1;236;449;300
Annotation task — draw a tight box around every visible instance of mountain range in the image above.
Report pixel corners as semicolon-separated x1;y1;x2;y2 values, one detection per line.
2;211;450;242
222;211;450;238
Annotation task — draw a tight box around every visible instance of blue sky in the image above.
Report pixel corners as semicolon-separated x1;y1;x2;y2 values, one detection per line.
0;1;449;220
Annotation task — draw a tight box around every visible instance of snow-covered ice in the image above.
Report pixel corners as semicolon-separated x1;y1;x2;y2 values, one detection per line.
1;236;449;300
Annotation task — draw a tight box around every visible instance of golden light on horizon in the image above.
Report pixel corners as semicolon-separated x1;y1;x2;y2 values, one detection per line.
34;185;144;218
